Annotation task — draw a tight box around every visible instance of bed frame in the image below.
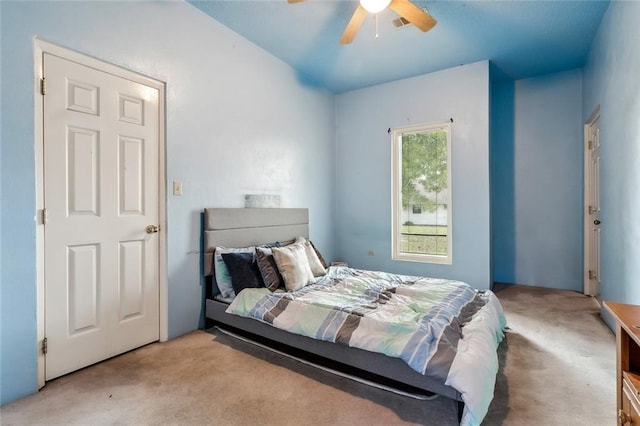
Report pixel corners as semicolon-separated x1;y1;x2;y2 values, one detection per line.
203;208;464;420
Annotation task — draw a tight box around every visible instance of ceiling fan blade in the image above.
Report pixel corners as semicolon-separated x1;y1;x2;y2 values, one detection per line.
288;0;306;3
389;0;436;32
340;5;368;45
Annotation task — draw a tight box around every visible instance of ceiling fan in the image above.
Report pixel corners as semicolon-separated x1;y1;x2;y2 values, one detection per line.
288;0;437;45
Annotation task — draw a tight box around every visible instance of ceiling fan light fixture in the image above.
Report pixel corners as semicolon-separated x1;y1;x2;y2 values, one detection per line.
360;0;392;14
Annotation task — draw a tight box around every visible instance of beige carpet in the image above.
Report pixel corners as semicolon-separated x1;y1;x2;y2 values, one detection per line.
1;284;615;425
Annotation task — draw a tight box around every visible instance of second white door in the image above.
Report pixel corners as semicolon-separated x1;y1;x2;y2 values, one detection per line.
585;114;601;298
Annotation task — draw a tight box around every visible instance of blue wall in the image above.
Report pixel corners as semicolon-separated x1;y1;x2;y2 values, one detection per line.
582;1;640;318
335;62;492;290
492;69;584;290
0;1;335;405
2;0;636;410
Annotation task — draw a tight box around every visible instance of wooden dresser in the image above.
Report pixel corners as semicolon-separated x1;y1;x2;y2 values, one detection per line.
604;302;640;425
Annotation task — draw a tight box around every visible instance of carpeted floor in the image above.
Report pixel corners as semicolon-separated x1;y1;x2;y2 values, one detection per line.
0;284;615;425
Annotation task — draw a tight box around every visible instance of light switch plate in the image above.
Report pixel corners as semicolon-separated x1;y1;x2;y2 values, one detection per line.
173;181;183;196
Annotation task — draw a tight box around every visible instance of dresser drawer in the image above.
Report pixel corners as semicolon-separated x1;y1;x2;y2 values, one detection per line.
621;372;640;425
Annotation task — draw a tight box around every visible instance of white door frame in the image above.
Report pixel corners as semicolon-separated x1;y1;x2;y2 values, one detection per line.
34;38;168;389
583;106;600;296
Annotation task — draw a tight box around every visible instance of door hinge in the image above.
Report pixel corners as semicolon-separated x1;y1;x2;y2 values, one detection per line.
588;205;596;215
588;140;593;150
589;270;597;280
42;208;48;225
42;337;48;355
40;78;46;95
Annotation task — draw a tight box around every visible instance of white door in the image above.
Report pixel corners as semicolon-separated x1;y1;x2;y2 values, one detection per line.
43;53;160;380
585;114;601;298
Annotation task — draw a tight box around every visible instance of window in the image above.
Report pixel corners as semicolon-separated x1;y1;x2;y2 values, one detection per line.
391;122;452;264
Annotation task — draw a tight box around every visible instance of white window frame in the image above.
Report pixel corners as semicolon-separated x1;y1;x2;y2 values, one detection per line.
391;121;452;264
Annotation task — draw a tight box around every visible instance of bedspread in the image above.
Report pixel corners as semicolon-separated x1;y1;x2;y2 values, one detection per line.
226;266;506;426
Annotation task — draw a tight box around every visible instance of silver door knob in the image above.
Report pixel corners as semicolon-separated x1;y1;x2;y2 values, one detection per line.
146;225;159;234
593;220;601;225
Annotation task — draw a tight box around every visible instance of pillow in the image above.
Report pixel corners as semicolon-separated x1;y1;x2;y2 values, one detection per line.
309;240;329;269
221;252;264;294
214;246;255;299
277;238;296;247
271;243;316;292
262;241;281;249
295;237;327;277
255;246;284;291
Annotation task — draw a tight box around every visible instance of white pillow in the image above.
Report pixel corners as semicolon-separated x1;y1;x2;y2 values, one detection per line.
295;237;327;277
214;246;255;299
271;243;316;292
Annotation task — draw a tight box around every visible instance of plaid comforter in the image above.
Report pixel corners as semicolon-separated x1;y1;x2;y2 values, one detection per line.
227;266;506;426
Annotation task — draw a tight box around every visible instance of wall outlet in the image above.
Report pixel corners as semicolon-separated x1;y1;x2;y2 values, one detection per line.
368;250;375;256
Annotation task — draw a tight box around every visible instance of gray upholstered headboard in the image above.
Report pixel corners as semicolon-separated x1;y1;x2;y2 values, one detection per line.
203;208;309;277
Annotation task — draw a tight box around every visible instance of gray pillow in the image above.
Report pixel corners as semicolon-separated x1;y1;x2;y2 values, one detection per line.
255;246;284;291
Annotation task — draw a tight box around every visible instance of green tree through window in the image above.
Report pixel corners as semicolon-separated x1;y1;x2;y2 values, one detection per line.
392;122;451;263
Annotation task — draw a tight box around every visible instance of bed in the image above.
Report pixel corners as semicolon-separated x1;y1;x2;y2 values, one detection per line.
203;208;506;426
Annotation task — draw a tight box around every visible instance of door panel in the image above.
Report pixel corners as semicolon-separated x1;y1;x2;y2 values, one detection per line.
68;127;99;214
68;244;99;333
119;136;145;214
119;240;144;320
44;53;160;380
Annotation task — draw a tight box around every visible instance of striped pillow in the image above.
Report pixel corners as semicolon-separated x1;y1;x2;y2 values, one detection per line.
272;243;316;292
255;246;284;291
